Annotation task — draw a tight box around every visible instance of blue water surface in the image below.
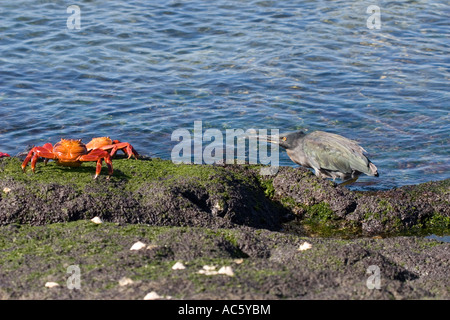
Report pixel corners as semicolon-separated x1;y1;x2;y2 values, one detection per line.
0;0;449;190
425;234;450;243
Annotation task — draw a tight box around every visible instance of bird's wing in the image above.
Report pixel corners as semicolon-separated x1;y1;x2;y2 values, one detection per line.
302;131;370;174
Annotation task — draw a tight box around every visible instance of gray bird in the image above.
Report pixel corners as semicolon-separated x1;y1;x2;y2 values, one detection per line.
268;130;379;185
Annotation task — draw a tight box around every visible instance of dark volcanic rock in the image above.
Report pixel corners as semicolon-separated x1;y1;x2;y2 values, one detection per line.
0;221;448;300
272;166;357;218
0;157;448;300
270;166;449;235
0;158;285;231
351;181;449;234
0;157;448;236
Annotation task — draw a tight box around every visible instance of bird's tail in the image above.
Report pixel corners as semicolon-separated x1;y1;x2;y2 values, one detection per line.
369;162;379;177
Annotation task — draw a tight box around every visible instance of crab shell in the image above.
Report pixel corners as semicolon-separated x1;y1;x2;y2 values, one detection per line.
53;139;88;166
85;137;114;151
85;137;139;159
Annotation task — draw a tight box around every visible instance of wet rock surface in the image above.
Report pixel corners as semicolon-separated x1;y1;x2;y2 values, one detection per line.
270;166;449;235
0;162;284;230
0;157;448;299
0;221;448;299
1;157;448;236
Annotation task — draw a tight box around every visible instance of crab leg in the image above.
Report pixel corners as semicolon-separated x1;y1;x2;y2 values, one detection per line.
22;146;55;173
78;149;113;179
101;141;139;159
114;141;139;159
95;158;104;179
41;143;54;165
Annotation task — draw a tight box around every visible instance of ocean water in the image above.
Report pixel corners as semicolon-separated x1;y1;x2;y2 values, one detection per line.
0;0;448;190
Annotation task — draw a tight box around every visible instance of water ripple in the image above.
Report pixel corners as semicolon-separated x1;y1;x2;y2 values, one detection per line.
0;0;448;188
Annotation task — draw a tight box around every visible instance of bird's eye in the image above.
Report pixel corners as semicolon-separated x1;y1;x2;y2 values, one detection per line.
282;137;287;141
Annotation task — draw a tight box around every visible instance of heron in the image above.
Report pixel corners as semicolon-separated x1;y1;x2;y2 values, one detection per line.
268;130;379;185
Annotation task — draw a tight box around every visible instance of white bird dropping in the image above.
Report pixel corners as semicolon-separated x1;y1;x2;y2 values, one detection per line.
130;241;146;251
298;241;313;251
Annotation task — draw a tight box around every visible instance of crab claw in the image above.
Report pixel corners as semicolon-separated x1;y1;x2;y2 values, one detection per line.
86;137;139;159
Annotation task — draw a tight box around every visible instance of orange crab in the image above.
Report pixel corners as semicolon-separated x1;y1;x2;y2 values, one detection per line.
85;137;139;159
0;152;10;158
21;139;113;179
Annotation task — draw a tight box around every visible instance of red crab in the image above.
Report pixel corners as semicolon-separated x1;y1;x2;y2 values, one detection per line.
0;152;10;158
85;137;139;159
21;138;113;179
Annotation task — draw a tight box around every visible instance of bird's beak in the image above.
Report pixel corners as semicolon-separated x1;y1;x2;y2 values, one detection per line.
268;132;292;145
244;133;283;145
246;134;280;144
265;137;279;144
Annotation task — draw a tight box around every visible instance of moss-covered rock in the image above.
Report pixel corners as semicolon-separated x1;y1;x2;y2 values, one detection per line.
1;156;449;300
0;157;285;230
0;156;448;237
267;165;449;236
0;221;448;299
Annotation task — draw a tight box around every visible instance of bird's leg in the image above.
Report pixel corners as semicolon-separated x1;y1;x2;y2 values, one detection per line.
339;177;358;186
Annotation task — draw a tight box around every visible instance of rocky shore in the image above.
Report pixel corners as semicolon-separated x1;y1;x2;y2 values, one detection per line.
0;156;448;299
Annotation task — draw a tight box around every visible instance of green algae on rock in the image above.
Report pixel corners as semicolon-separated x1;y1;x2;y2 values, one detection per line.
0;221;448;299
268;166;449;236
0;156;448;237
0;157;285;230
1;156;449;300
